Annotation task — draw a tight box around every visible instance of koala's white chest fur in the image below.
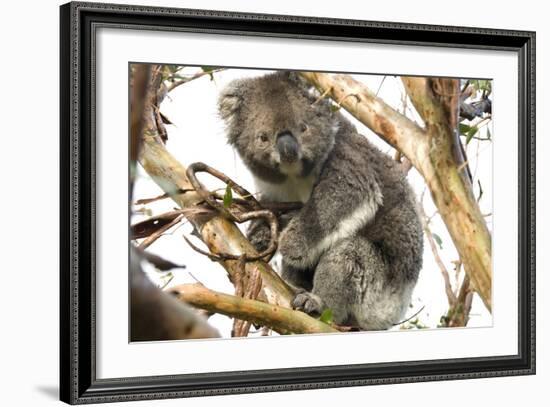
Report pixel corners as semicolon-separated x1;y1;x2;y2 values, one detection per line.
254;174;316;204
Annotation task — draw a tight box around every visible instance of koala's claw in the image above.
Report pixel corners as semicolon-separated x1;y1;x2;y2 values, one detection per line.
292;292;323;316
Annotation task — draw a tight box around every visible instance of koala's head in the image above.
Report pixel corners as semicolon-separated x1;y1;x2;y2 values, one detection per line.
218;71;339;183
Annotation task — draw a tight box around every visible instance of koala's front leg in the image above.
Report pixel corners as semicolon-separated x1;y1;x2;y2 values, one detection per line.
290;241;356;325
277;219;312;269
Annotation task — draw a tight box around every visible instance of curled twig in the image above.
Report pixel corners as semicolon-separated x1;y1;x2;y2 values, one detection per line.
187;162;261;212
186;162;279;262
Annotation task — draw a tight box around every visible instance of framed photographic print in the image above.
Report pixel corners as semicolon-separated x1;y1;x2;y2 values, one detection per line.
60;1;535;404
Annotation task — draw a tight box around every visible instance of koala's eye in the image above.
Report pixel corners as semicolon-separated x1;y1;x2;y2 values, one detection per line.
258;133;269;143
299;123;308;132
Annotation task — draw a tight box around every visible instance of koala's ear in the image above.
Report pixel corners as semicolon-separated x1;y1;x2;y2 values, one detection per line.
217;80;245;122
286;71;322;104
286;71;309;88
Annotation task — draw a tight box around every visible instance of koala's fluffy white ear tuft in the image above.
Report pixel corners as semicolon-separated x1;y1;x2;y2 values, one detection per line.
217;80;245;121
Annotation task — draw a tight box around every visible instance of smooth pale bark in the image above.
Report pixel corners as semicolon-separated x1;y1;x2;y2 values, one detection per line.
170;284;339;335
300;72;492;311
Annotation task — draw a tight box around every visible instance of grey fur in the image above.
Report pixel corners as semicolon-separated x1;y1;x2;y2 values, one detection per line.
218;71;423;330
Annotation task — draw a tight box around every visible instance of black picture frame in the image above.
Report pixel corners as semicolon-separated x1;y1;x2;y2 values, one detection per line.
60;1;536;404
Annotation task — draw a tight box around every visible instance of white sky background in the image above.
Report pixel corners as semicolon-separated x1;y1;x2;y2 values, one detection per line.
132;67;493;338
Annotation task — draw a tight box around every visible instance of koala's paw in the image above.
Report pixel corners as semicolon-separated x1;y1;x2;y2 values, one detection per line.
292;291;324;316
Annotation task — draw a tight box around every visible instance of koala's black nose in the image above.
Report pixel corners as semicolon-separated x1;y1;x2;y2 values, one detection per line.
276;131;299;163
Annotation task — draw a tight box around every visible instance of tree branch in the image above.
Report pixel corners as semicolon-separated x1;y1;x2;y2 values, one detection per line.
417;201;456;306
169;283;338;335
166;68;224;93
138;214;184;249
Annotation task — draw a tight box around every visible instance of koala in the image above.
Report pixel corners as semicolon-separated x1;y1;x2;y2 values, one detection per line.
218;71;423;330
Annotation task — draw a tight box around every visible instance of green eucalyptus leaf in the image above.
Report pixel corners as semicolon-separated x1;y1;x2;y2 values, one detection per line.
201;66;216;80
465;126;478;144
459;123;472;135
432;233;443;249
223;184;233;208
319;308;334;324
